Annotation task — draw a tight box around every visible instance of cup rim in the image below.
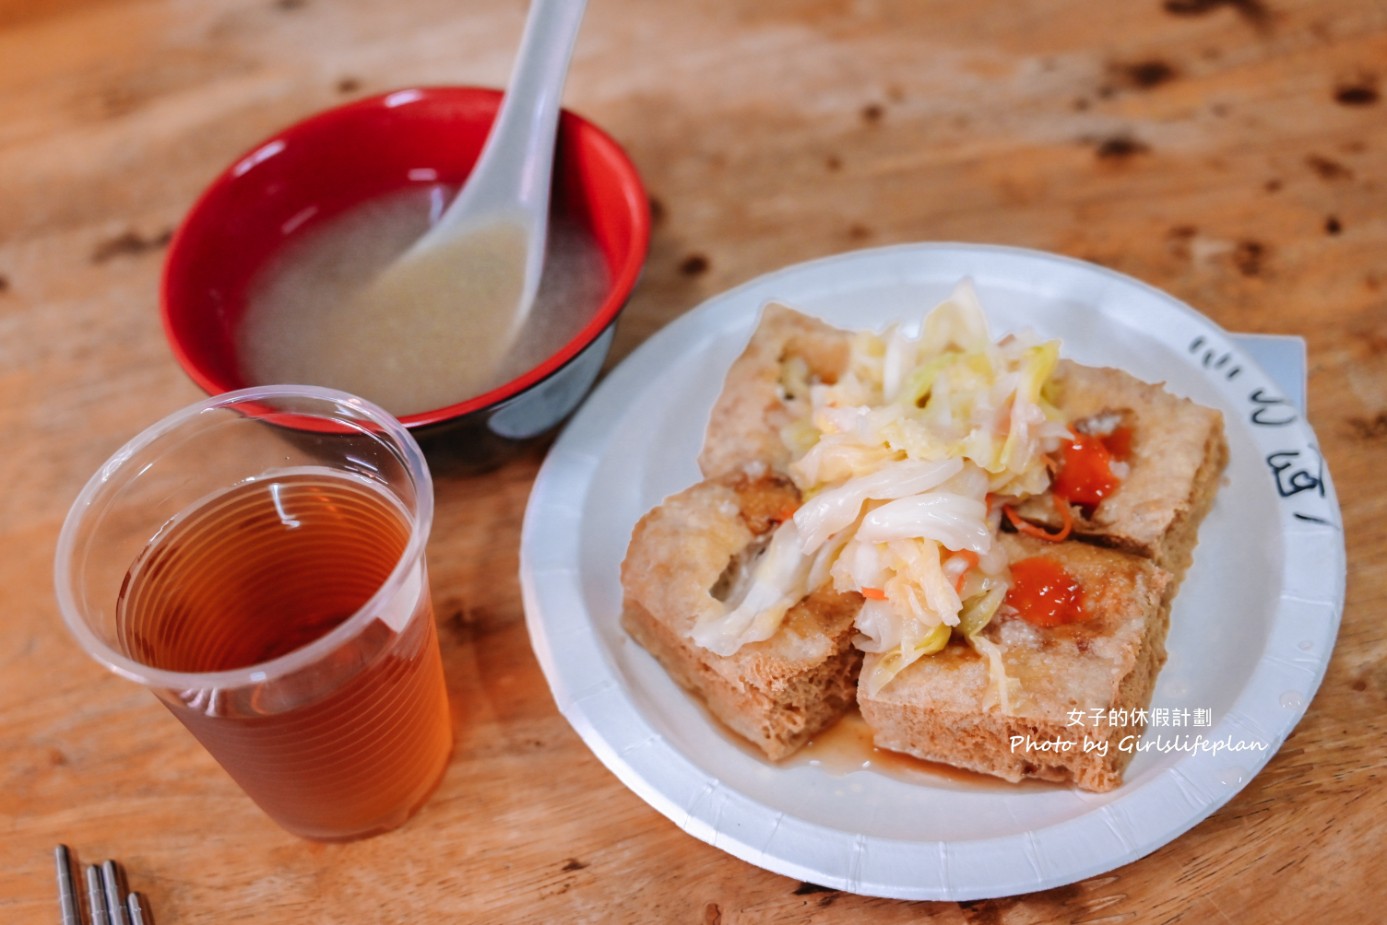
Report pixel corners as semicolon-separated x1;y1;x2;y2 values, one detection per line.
53;384;435;692
159;84;652;430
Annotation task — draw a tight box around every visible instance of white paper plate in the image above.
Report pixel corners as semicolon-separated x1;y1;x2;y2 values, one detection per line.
519;243;1345;900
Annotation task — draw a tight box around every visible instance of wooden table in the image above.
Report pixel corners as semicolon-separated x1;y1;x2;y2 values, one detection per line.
3;0;1383;920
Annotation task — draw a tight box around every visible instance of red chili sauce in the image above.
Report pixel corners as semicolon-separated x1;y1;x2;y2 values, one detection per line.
1050;426;1133;510
1005;555;1088;627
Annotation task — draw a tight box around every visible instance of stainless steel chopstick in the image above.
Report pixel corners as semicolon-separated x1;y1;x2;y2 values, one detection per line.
53;846;80;925
101;860;129;925
126;892;148;925
84;864;110;925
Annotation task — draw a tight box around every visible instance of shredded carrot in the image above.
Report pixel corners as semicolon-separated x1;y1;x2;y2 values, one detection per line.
1002;493;1073;543
1051;492;1074;540
773;504;798;523
860;586;888;601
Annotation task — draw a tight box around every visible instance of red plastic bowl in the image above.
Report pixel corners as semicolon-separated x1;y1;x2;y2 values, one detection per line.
161;86;649;463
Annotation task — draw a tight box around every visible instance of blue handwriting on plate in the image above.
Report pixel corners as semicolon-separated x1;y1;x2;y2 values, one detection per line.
1248;388;1298;427
1189;335;1242;381
1187;336;1337;529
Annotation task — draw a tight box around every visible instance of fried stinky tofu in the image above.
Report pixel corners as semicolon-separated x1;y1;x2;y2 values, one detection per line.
620;472;864;760
1009;361;1228;581
697;303;852;480
858;533;1173;792
625;302;1222;782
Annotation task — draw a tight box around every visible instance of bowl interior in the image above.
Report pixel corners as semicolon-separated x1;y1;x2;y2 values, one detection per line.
162;86;649;427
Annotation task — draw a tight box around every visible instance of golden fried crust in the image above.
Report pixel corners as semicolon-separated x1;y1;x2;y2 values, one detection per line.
620;473;864;759
1013;360;1228;580
698;303;852;479
858;533;1173;791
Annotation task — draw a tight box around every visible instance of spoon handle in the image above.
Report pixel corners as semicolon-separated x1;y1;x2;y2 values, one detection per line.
443;0;589;224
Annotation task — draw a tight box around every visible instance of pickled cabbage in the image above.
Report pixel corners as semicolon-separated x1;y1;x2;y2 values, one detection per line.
694;279;1066;705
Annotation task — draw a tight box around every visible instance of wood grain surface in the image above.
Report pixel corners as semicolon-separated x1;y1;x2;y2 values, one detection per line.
2;0;1384;921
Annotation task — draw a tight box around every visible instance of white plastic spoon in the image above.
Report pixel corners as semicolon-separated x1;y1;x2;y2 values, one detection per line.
349;0;588;394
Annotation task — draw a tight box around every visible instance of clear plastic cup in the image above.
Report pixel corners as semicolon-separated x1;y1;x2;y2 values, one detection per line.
54;385;452;841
